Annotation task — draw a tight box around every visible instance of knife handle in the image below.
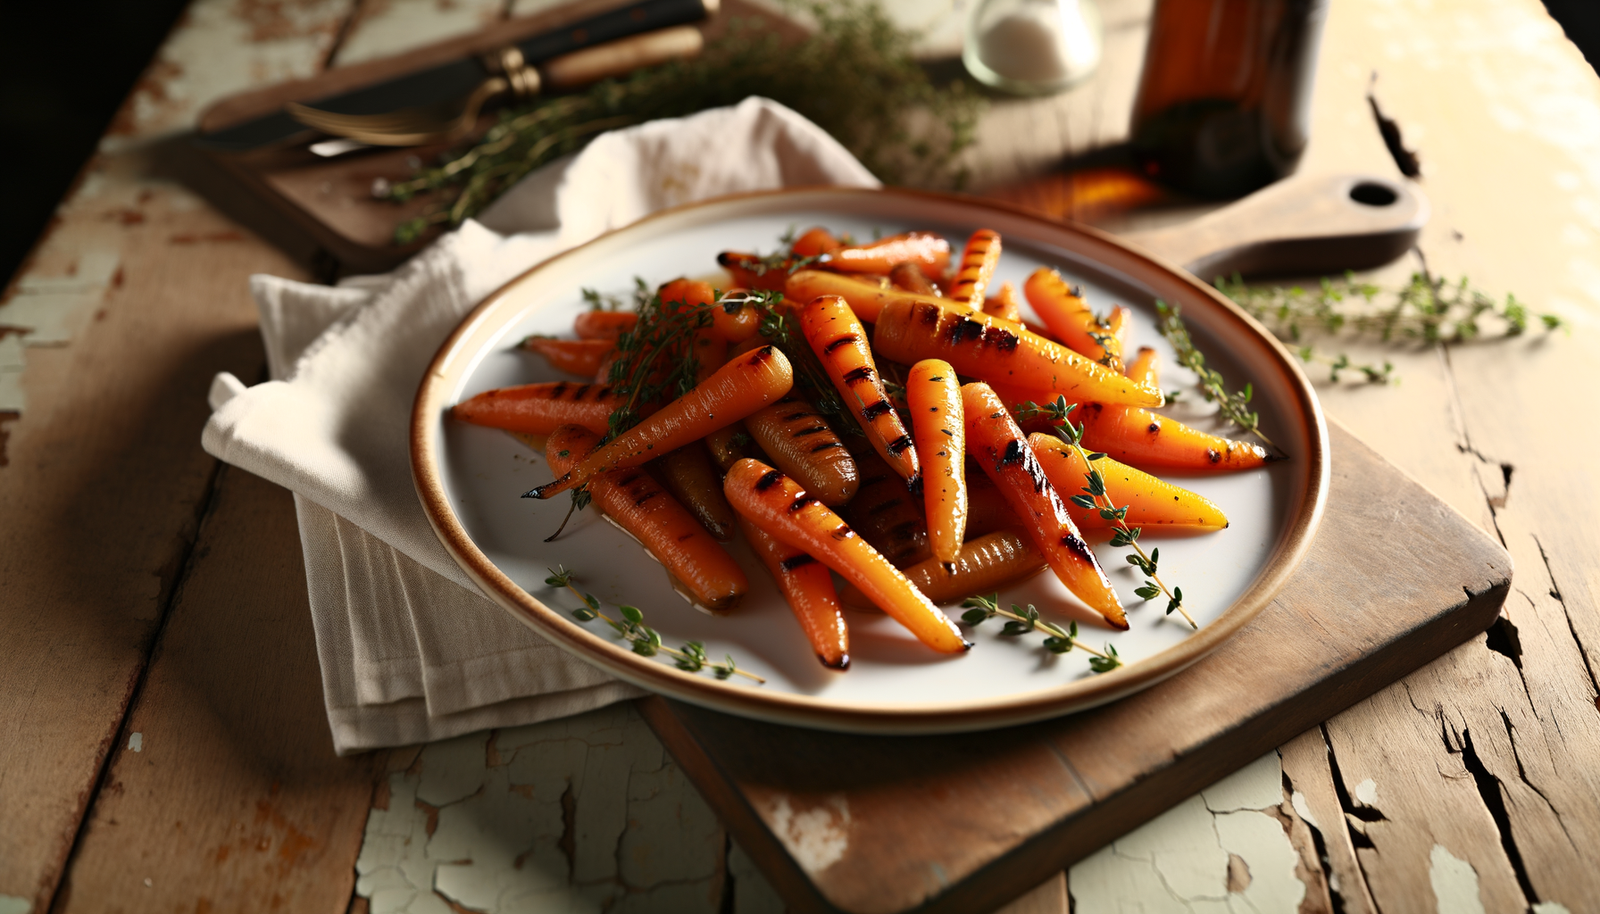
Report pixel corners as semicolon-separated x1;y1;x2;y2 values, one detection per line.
517;0;718;64
541;25;704;91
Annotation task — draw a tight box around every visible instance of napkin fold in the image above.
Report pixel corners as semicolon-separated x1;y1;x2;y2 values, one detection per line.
203;98;879;754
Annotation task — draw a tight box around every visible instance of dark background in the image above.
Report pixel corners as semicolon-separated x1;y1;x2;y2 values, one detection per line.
3;0;1598;292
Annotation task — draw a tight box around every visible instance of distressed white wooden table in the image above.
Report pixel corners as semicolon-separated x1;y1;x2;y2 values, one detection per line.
3;0;1598;912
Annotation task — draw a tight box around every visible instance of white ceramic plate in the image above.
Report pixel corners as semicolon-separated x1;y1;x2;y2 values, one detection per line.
412;187;1328;733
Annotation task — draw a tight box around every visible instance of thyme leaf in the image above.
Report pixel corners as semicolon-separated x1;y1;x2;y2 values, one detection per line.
959;594;1123;671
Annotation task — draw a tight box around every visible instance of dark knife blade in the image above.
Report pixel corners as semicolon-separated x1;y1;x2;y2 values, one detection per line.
197;0;714;153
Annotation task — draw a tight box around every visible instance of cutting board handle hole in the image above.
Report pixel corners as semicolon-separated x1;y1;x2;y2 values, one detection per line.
1349;182;1399;207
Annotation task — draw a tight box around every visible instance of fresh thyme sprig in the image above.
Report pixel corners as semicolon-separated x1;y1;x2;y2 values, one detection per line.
380;1;981;243
959;594;1123;672
1154;300;1280;456
1015;397;1197;629
544;566;764;683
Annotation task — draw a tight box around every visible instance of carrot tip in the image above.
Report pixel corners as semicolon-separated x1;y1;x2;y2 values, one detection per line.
821;653;851;671
906;472;923;496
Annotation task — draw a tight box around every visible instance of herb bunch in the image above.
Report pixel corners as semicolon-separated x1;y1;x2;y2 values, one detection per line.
1154;300;1279;455
380;1;982;243
1215;271;1563;382
1014;397;1196;629
960;594;1123;672
545;566;764;682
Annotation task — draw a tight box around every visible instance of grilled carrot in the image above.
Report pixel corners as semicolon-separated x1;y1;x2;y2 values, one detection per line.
962;383;1125;628
705;422;755;471
1124;346;1160;386
657;443;739;541
527;345;793;499
547;425;747;613
790;227;843;259
1071;400;1272;472
824;231;951;277
907;359;966;564
949;229;1001;307
964;471;1022;538
889;261;939;296
522;337;615;376
1029;433;1229;530
724;458;968;653
657;277;718;313
452;382;628;436
737;515;850;670
988;380;1272;473
983;280;1022;323
574;310;638;340
710;291;761;343
840;529;1047;607
1109;305;1133;358
801;294;920;486
842;449;931;568
716;253;793;292
744;394;859;505
873;299;1162;408
1022;268;1122;371
786;269;1022;328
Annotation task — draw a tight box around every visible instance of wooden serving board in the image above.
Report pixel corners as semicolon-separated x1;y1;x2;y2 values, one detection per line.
640;419;1511;914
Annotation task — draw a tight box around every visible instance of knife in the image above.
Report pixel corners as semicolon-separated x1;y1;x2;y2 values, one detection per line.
195;0;717;153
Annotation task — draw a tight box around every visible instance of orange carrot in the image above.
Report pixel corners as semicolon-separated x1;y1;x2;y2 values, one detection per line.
705;421;754;471
573;310;638;340
1109;305;1133;358
724;458;969;653
873;299;1162;408
888;261;939;296
983;281;1023;323
962;383;1125;628
452;382;628;436
744;394;859;506
737;515;850;670
840;529;1046;607
522;337;615;376
1071;400;1272;472
710;291;761;343
691;328;728;383
1022;268;1122;371
527;345;793;498
657;278;718;313
790;226;843;258
547;425;747;613
1029;433;1229;530
786;269;1022;329
1124;346;1160;386
657;443;739;541
964;471;1022;538
823;231;951;277
949;229;1001;307
800;294;920;486
716;253;793;292
906;359;966;564
842;449;931;568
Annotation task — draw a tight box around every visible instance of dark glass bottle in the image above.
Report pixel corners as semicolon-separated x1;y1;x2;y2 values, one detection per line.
1129;0;1329;199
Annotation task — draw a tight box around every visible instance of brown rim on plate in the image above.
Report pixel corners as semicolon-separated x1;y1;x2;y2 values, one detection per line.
410;186;1330;734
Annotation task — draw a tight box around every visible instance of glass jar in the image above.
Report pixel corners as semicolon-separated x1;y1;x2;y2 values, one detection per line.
964;0;1103;96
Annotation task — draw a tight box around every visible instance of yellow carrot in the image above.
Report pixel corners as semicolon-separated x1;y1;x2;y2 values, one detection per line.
1022;268;1122;371
786;269;1024;331
906;359;966;564
872;299;1162;408
724;458;969;653
526;345;793;499
1028;433;1229;530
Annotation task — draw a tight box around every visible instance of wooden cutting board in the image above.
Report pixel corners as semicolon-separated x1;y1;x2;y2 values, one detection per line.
640;419;1511;914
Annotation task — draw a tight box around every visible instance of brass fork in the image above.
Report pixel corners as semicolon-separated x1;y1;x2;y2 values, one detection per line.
287;26;703;147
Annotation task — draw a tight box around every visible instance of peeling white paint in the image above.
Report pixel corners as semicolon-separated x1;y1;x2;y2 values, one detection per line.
354;705;747;914
1072;752;1306;913
128;732;142;753
1354;778;1379;807
1532;902;1574;914
1290;790;1318;828
1429;844;1485;914
0;895;31;914
766;794;851;875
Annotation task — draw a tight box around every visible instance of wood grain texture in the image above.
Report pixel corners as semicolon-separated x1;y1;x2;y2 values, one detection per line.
641;420;1511;914
53;468;385;913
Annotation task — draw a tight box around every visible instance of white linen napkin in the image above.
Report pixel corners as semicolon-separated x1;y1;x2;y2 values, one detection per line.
203;97;879;754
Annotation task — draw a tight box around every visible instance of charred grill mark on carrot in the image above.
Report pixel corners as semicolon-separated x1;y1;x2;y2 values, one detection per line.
949;229;1001;307
801;294;921;486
